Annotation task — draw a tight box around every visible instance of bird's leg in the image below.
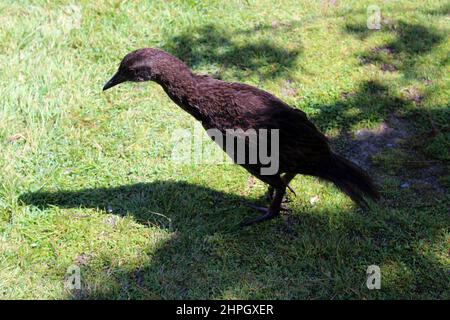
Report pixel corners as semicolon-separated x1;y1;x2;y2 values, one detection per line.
282;173;297;197
266;186;275;201
242;185;287;226
267;173;297;202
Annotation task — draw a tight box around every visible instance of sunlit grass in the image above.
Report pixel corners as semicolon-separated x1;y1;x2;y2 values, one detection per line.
0;0;448;299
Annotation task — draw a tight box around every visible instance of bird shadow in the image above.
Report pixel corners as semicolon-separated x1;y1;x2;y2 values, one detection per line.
19;181;258;233
19;178;448;299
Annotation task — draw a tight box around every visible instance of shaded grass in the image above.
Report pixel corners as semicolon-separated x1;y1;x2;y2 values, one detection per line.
0;0;449;299
18;181;449;299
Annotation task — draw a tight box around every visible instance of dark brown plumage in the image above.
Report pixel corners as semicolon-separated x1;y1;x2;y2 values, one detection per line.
104;48;379;226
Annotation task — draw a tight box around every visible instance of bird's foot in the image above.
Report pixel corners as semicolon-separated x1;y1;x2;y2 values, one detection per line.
242;204;287;226
241;207;277;226
247;203;289;212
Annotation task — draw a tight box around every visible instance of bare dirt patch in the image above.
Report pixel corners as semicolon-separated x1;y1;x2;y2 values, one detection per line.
381;63;398;72
341;116;447;195
372;46;395;55
75;253;91;266
281;79;297;97
345;116;408;169
402;86;423;104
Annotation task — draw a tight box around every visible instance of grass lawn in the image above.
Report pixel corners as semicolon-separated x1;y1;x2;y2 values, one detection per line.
0;0;449;299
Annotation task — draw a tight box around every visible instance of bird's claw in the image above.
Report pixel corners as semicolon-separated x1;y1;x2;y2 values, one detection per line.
241;210;277;226
246;203;288;212
242;203;286;226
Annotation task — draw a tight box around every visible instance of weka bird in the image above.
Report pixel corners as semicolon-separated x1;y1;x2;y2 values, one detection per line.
103;48;379;226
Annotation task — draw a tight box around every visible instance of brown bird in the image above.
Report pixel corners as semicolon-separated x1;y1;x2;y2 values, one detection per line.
103;48;379;226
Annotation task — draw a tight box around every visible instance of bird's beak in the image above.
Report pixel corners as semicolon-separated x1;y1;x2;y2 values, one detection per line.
103;72;125;91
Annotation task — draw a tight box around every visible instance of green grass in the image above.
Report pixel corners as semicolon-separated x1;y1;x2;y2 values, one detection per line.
0;0;449;299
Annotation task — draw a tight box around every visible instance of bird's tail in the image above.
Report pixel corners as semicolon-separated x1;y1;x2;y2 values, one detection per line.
320;153;380;208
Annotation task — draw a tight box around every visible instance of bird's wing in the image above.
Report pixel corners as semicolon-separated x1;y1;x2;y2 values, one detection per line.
228;83;331;168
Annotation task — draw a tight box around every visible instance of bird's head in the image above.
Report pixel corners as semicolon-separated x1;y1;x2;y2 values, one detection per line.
103;48;163;91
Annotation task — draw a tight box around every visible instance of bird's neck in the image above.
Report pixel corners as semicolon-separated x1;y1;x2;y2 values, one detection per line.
152;62;204;120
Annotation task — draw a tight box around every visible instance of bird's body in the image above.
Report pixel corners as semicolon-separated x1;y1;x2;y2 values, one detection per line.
104;48;379;225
